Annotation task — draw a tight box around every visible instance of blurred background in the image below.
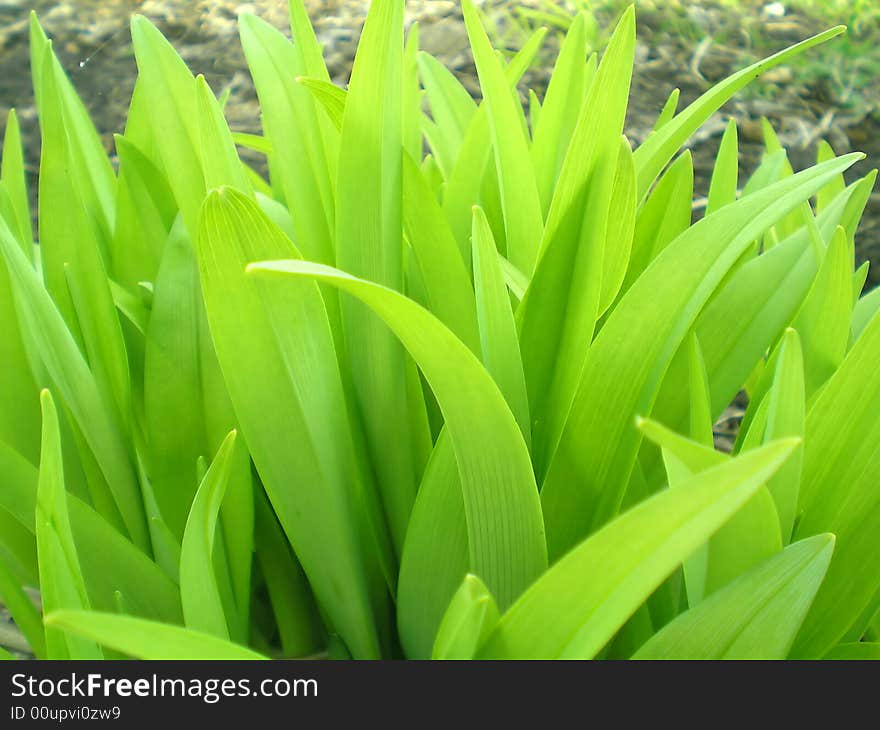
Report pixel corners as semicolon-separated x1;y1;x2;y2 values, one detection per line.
1;0;879;283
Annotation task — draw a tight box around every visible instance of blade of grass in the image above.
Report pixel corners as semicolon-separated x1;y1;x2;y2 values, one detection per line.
45;610;266;660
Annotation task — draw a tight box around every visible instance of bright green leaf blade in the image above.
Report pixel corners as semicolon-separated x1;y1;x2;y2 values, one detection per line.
295;76;346;132
0;216;147;549
397;433;469;659
248;258;548;610
621;150;692;297
44;610;267;660
417;51;477;178
462;0;543;275
541;153;861;560
239;13;337;266
30;15;115;249
1;109;34;257
432;574;499;660
639;417;782;603
763;328;805;541
335;0;427;559
853;285;880;341
530;13;589;215
792;226;853;397
598;137;636;317
131;14;204;240
706;118;738;215
180;431;237;639
815;139;846;212
441;28;547;258
635;534;834;659
688;334;714;448
36;390;102;659
479;439;799;658
652;176;867;453
633;25;846;198
471;206;530;443
402;154;479;351
517;8;636;478
824;642;880;660
197;188;383;659
791;309;880;657
143;220;206;538
68;496;182;624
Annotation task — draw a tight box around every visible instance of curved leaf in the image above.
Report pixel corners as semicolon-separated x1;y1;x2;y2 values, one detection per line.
478;439;799;658
635;534;834;659
248;259;548;610
44;610;266;660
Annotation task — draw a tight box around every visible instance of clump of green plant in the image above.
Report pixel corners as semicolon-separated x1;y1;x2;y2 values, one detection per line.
0;0;877;661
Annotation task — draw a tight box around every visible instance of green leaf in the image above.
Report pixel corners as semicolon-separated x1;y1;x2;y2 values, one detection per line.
44;610;267;660
598;138;636;317
530;13;591;215
633;25;846;198
1;109;34;257
232;132;272;155
335;0;427;559
417;51;476;179
478;439;799;658
634;534;834;659
248;258;548;611
131;15;204;240
36;46;133;435
815;139;846;212
706;119;738;215
763;328;805;541
402;154;479;350
540;153;861;560
471;206;530;443
143;220;205;538
652;176;866;451
499;254;529;301
621;150;693;297
111;134;176;291
791;226;853;397
791;309;880;657
180;430;237;639
653;88;679;131
397;433;469;659
823;643;880;660
441;28;547;257
240;14;337;267
403;23;422;162
687;334;714;447
0;215;148;550
68;496;182;624
197;187;384;659
432;574;499;660
36;390;102;659
30;15;115;250
0;196;40;465
853;285;880;341
295;76;346;132
462;0;543;275
639;418;782;603
254;490;323;658
517;7;636;478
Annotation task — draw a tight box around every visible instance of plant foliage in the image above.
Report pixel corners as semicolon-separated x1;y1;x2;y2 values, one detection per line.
0;1;877;660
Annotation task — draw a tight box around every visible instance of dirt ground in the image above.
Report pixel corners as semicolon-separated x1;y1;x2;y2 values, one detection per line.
1;0;879;285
